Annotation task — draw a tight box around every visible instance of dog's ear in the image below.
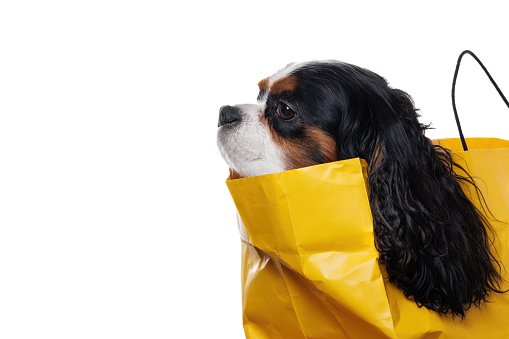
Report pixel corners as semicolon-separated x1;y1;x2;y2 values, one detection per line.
338;78;503;317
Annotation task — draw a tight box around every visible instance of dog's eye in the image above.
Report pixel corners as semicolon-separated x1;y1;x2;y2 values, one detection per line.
276;103;295;120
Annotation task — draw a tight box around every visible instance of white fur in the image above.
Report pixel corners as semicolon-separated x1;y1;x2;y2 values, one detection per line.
269;60;340;84
268;61;300;83
217;103;286;177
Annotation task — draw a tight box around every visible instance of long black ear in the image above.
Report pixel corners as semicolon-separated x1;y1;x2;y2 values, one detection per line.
338;71;503;317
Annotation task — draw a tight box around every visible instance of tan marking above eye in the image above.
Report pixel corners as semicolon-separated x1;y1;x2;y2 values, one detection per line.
257;77;269;90
269;76;297;95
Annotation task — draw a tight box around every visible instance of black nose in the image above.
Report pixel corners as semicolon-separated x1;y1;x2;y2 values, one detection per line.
218;105;241;127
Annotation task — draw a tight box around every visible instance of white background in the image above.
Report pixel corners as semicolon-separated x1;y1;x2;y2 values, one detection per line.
1;1;508;338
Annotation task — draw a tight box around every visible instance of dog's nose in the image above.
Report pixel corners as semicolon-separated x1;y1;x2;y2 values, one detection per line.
218;105;241;127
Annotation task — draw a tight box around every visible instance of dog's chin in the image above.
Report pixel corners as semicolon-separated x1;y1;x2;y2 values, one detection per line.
218;149;286;178
227;162;284;179
217;120;287;178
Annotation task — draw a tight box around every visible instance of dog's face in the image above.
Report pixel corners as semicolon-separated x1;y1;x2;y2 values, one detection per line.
217;60;395;178
217;61;356;178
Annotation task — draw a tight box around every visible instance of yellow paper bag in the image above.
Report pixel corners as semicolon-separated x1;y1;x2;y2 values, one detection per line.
226;138;509;339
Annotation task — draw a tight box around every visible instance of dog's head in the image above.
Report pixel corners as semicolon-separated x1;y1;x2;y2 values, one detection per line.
217;60;503;317
217;60;420;178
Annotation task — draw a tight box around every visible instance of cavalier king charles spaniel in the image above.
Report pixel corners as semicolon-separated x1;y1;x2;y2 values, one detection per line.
217;60;503;317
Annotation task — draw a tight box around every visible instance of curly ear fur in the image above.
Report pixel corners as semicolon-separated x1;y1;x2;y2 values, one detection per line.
334;66;504;317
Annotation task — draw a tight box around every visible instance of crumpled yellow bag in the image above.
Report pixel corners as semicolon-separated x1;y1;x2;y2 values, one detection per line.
226;138;509;339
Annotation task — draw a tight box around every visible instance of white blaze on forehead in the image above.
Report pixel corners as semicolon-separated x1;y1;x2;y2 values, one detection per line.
268;60;342;85
268;61;305;84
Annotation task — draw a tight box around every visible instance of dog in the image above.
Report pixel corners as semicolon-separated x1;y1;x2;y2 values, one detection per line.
216;60;504;317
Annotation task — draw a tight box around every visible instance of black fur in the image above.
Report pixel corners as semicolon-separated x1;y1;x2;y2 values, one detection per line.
290;61;505;317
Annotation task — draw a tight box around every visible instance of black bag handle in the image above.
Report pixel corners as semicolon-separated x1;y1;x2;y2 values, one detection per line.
451;50;509;151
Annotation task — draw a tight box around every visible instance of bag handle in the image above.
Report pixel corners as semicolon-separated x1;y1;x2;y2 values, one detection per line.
451;50;509;151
